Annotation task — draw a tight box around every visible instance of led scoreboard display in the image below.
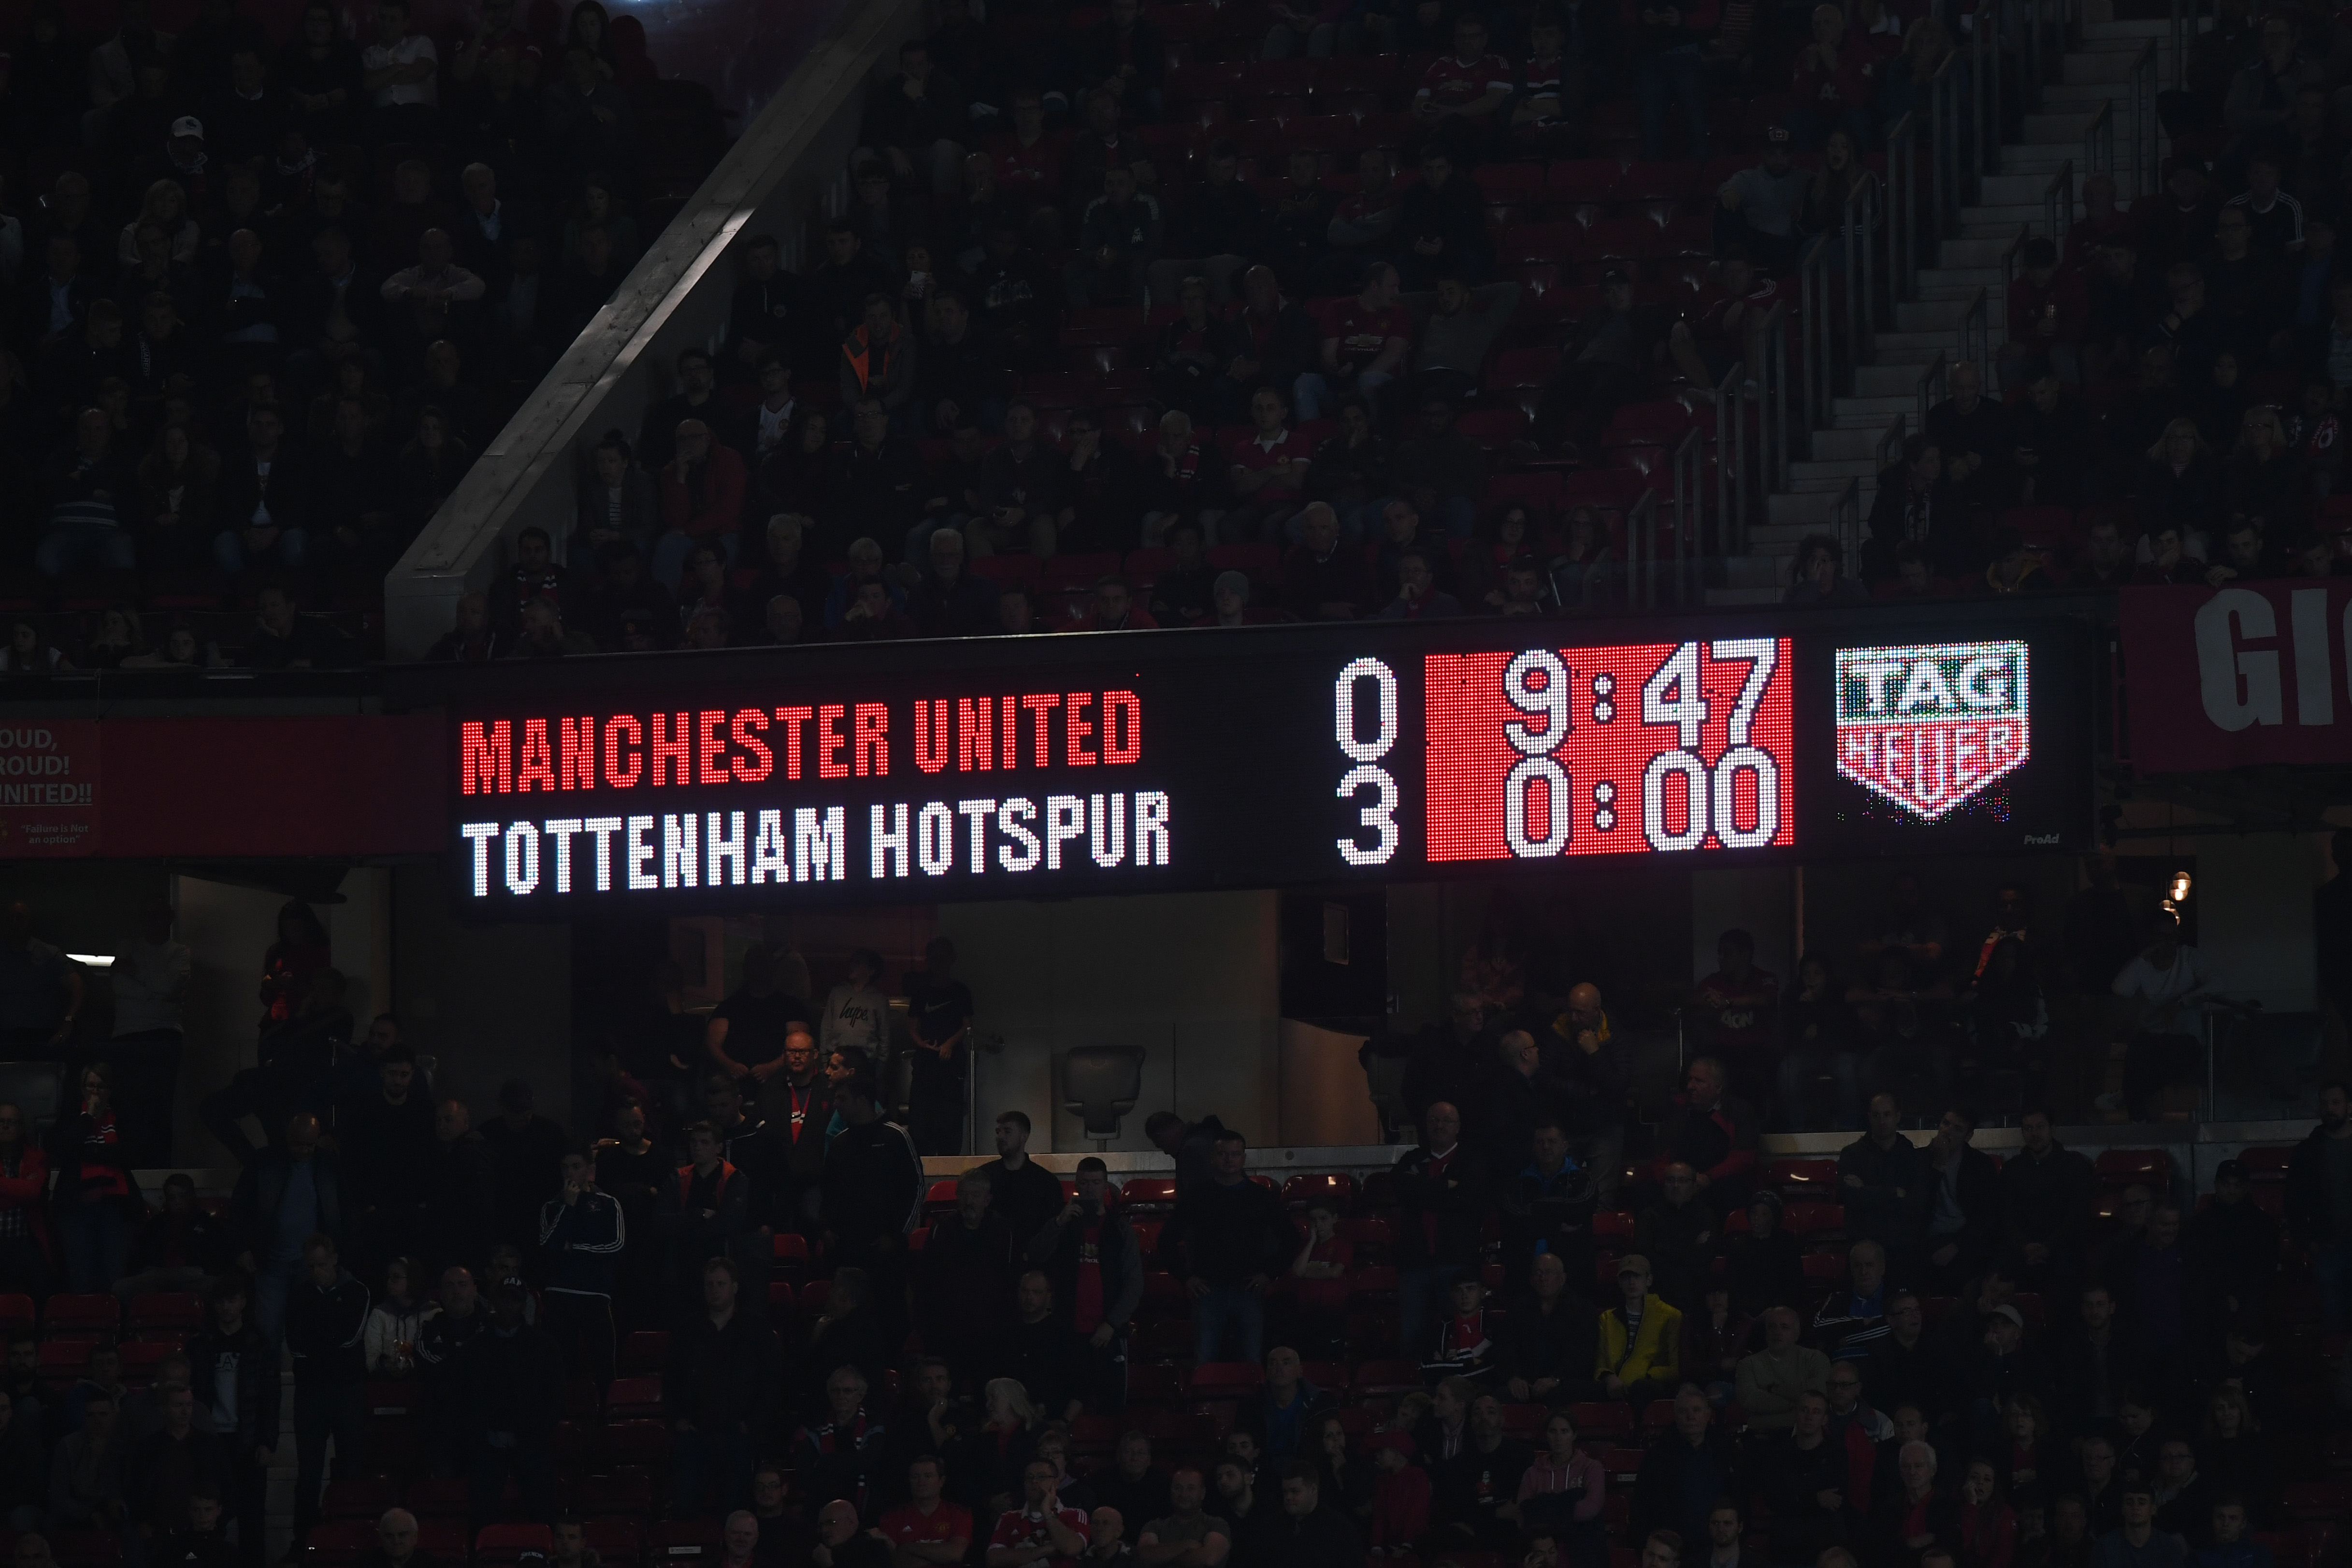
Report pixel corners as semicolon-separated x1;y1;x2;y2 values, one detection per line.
445;614;2090;912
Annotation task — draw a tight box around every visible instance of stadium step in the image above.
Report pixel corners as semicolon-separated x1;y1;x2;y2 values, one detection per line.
1737;1;2191;594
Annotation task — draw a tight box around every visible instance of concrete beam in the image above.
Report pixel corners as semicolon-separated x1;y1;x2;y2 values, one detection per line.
383;0;931;660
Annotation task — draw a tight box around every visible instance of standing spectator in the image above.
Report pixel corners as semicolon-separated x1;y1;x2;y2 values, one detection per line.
859;40;968;196
537;1147;623;1395
1922;1108;2001;1291
1689;932;1781;1112
419;1099;494;1277
2110;919;2219;1122
659;1122;752;1313
903;940;974;1156
1160;1130;1297;1366
821;1079;923;1347
0;904;80;1061
228;1114;345;1343
670;1257;780;1518
920;1170;1016;1381
483;1079;567;1251
1390;1101;1485;1361
977;1112;1066;1244
186;1275;276;1566
462;1275;561;1521
414;1267;487;1469
283;1235;369;1535
0;1103;51;1300
1637;1163;1721;1312
126;1382;231;1553
1028;1159;1142;1413
49;1065;133;1293
1650;1058;1760;1214
1839;1094;1927;1276
1999;1112;2093;1301
363;1258;426;1377
1810;1241;1891;1364
105;898;189;1167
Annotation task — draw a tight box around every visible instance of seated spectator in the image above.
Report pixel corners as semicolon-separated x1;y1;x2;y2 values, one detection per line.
1065;167;1162;309
1631;1389;1733;1548
1789;3;1877;151
971;401;1071;558
1597;1255;1682;1404
1534;270;1668;457
1649;1057;1759;1213
1396;147;1487;289
1738;1305;1832;1431
1226;388;1314;545
1301;262;1411;423
861;39;968;197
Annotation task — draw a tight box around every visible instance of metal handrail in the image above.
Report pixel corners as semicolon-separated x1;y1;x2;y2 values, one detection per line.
1929;53;1962;245
1916;349;1949;437
2085;98;2114;178
1877;413;1908;475
1831;477;1864;580
1844;175;1879;361
1884;110;1920;303
1959;287;1992;382
2126;39;2157;200
1973;0;2005;179
1797;235;1834;433
1667;428;1702;606
1999;223;2031;346
1714;358;1746;556
2044;159;2076;249
2170;0;2206;89
1629;488;1660;609
1759;300;1791;494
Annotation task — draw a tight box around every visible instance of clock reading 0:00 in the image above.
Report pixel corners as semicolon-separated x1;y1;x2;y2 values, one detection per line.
1334;656;1402;866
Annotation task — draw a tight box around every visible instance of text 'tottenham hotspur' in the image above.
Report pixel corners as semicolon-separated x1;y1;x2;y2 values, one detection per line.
459;793;1174;898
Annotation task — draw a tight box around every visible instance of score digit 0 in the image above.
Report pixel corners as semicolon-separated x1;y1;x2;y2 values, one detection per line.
1334;657;1400;866
1501;649;1572;859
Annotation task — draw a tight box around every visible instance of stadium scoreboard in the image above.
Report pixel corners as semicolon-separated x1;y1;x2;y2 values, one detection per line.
447;617;2092;911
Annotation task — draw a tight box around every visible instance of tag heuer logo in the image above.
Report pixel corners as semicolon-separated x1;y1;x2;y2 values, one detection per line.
1835;640;2030;820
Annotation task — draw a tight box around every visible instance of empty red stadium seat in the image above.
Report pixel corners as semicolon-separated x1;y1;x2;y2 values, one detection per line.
0;1293;33;1334
1782;1202;1846;1238
1351;1265;1400;1301
605;1376;664;1417
305;1523;375;1567
1569;1401;1634;1440
1458;408;1528;447
1500;224;1585;264
126;1293;205;1338
1486;347;1560;390
1282;1173;1357;1210
585;1521;646;1567
1117;1176;1180;1210
1353;1359;1421;1397
1802;1253;1845;1283
477;1526;553;1565
321;1478;400;1522
42;1294;121;1340
38;1339;92;1381
1338;1216;1394;1251
2095;1149;2172;1186
406;1477;470;1517
1192;1361;1266;1394
1763;1159;1839;1195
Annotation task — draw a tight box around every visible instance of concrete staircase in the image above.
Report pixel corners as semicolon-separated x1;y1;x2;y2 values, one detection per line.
1709;10;2172;604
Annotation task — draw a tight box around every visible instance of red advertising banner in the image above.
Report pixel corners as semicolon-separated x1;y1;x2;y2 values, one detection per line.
2119;582;2352;772
0;720;101;856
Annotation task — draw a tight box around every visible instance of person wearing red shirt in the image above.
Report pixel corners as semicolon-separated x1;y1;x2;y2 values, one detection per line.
988;1460;1092;1568
1226;385;1314;542
654;418;747;586
1789;2;1878;149
882;1457;975;1568
1300;261;1412;420
986;93;1067;239
2001;235;2088;389
1412;14;1515;160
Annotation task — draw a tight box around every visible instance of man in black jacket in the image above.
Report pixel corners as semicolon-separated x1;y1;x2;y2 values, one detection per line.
1838;1094;1928;1281
483;1078;567;1252
993;1271;1084;1424
920;1169;1016;1384
1262;1463;1360;1568
336;1045;433;1270
184;1276;277;1568
2284;1080;2352;1329
821;1078;923;1347
660;1121;753;1318
1390;1101;1485;1362
668;1256;780;1519
908;527;1000;637
1028;1158;1143;1413
127;1383;233;1555
226;1115;345;1345
975;1111;1066;1244
1431;1394;1532;1547
1532;269;1668;456
1161;1130;1298;1367
419;1098;494;1276
538;1147;625;1396
462;1276;562;1520
283;1235;369;1534
1631;1386;1740;1550
1759;1391;1853;1566
413;1266;485;1474
1996;1110;2094;1300
1499;1121;1597;1294
1921;1108;2002;1292
1498;1252;1598;1404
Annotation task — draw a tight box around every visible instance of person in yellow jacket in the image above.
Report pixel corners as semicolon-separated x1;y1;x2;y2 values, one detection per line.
1595;1253;1683;1403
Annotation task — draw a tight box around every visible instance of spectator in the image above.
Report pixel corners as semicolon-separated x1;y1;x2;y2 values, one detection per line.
1160;1129;1297;1366
921;1169;1016;1378
1279;502;1372;619
1633;1388;1736;1548
1599;1255;1682;1404
989;1458;1092;1568
1921;1108;2001;1290
462;1273;562;1520
186;1275;276;1564
654;419;750;586
821;1078;923;1344
1811;1239;1890;1363
669;1257;780;1518
1737;1305;1831;1431
2093;1477;2185;1568
284;1234;370;1533
1725;1190;1804;1319
537;1146;623;1393
1650;1058;1759;1213
1028;1159;1142;1413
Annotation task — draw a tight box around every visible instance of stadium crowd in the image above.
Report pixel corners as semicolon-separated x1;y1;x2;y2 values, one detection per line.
0;863;2343;1568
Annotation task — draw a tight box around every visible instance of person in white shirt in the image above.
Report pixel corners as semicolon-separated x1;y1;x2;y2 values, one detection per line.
361;0;438;141
2110;915;2220;1121
105;896;191;1165
820;948;892;1083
